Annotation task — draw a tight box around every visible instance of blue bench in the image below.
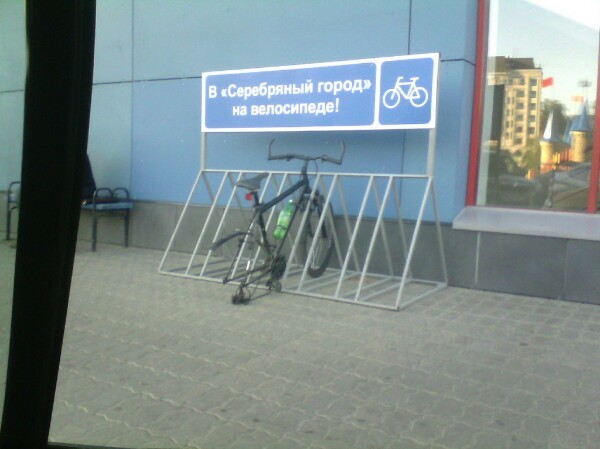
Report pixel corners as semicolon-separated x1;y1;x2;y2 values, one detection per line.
6;182;132;252
81;187;133;251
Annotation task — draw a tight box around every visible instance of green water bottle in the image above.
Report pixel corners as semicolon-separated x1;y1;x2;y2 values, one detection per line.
274;200;294;240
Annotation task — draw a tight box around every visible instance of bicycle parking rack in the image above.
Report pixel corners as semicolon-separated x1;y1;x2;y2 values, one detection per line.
159;167;447;311
160;53;447;310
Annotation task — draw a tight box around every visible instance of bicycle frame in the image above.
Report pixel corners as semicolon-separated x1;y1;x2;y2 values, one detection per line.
212;140;344;304
395;77;418;98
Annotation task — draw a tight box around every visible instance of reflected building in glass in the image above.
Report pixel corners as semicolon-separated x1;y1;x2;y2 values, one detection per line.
486;56;543;154
481;53;596;209
569;101;593;162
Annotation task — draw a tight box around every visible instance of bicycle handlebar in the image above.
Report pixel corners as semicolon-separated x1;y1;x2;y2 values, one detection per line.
267;139;346;165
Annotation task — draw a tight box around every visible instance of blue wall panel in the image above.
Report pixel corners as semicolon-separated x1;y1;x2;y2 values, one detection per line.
133;0;411;79
87;84;133;189
132;79;202;202
0;1;26;188
0;1;26;92
205;131;407;174
0;92;24;188
94;0;133;84
125;0;477;222
402;61;475;222
1;0;477;223
410;0;478;63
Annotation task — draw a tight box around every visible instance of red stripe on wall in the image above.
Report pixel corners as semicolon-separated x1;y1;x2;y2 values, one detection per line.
466;0;489;206
587;44;600;213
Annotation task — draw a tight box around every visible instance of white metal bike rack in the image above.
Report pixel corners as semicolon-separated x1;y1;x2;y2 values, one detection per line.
159;165;447;310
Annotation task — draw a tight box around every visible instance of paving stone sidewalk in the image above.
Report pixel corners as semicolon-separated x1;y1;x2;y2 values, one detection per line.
3;242;600;448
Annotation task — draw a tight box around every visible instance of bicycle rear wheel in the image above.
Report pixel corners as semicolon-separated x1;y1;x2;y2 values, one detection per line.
301;194;335;278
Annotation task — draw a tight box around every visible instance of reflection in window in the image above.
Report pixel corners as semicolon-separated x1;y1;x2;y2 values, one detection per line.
477;0;599;211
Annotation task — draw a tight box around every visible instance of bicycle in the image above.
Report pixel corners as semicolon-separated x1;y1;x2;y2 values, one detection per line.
210;140;345;304
382;76;429;109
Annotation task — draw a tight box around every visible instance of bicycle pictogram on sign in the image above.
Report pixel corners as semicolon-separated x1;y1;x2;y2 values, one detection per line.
382;76;429;109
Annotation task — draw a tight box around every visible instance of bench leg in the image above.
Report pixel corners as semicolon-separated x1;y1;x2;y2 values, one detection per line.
6;208;10;241
7;206;17;241
124;211;130;248
92;214;98;252
88;209;130;251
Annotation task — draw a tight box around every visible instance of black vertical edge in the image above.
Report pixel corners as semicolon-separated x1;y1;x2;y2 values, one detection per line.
0;1;96;448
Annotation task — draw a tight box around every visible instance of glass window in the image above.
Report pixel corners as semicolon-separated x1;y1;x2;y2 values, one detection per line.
475;0;599;211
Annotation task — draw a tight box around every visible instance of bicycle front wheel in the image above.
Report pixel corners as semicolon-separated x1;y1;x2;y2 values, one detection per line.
302;195;335;278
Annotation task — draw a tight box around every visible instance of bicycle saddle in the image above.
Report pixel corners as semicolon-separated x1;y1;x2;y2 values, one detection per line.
236;172;268;192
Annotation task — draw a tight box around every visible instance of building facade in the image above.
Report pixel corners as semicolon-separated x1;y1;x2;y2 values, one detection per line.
1;0;599;304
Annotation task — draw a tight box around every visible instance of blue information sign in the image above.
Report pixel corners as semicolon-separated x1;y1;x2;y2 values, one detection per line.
201;53;438;132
